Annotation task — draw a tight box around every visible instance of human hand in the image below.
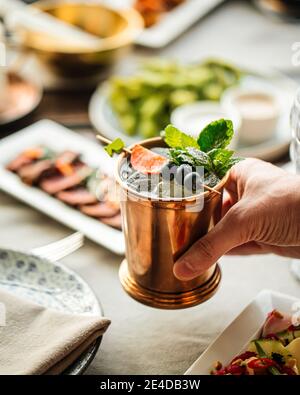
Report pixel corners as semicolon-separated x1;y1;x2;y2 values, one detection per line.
173;158;300;281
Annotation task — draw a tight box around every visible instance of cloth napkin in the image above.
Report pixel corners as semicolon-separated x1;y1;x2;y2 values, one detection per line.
0;288;110;375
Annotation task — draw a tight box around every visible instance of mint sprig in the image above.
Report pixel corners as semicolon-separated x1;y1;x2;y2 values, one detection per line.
163;119;243;179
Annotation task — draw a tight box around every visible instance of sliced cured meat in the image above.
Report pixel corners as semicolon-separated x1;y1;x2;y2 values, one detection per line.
130;144;168;174
6;154;34;172
80;202;119;218
6;147;50;172
40;164;93;195
101;214;122;229
56;188;98;206
18;159;54;185
262;310;293;337
56;150;79;164
55;151;80;176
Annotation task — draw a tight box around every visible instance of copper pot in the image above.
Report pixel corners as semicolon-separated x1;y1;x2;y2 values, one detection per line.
116;137;226;309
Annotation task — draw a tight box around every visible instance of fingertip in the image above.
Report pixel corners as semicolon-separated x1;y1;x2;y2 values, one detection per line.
173;259;198;281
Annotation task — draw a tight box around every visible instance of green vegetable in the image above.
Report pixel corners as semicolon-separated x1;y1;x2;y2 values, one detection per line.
277;330;295;346
39;147;55;160
164;125;198;149
109;59;241;137
197;119;234;152
294;329;300;339
254;341;281;375
104;138;125;157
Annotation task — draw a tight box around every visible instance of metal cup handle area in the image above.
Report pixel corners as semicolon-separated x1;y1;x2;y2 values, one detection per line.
116;137;225;309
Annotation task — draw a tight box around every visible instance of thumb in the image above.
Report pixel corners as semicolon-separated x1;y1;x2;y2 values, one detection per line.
173;204;246;281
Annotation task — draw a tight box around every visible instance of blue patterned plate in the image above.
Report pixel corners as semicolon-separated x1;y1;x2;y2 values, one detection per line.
0;248;102;375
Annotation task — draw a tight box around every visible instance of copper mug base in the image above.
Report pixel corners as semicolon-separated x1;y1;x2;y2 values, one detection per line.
119;259;222;309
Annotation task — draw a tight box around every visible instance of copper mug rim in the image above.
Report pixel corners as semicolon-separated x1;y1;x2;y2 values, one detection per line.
115;137;229;206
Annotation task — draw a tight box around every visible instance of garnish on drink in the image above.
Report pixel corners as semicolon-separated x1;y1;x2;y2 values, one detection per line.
98;119;242;198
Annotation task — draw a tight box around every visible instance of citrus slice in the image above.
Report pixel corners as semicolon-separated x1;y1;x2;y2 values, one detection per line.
130;145;168;174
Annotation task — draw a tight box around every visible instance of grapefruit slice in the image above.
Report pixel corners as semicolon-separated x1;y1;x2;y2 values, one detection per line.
130;145;168;174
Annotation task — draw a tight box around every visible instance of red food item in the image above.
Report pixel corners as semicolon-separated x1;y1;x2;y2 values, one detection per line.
23;147;45;160
130;145;168;174
213;368;227;375
56;188;98;206
40;164;92;195
225;364;245;375
280;366;297;375
231;351;257;364
55;151;79;176
134;0;185;27
262;309;292;337
248;358;277;371
264;333;279;340
80;202;119;218
6;155;33;172
288;325;300;331
101;214;122;229
18;159;53;185
135;0;165;13
6;147;45;172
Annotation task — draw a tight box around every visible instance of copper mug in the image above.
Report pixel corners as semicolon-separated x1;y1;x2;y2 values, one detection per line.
116;137;226;309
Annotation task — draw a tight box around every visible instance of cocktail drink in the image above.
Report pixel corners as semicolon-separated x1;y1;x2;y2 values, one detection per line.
105;120;241;309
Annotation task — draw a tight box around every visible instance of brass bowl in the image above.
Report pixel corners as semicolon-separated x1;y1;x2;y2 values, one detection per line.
116;137;226;309
16;1;143;82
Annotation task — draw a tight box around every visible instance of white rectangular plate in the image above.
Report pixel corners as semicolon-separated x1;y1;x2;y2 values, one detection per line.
107;0;225;48
0;120;125;255
134;0;225;48
185;290;300;375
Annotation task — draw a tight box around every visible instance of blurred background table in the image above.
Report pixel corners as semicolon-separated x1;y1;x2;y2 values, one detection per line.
0;0;300;374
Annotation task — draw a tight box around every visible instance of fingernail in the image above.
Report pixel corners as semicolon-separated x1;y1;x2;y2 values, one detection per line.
173;259;197;281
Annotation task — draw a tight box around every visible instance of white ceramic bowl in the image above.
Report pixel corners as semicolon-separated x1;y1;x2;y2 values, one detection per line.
170;101;241;149
222;87;281;145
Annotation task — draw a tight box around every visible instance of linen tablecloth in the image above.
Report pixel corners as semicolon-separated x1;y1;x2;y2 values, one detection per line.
0;190;299;374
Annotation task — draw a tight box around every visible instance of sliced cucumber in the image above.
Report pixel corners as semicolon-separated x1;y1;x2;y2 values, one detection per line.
286;338;300;371
293;330;300;339
277;330;295;346
247;339;290;362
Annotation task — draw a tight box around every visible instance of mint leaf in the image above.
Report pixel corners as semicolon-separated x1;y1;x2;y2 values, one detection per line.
168;148;194;166
186;147;212;168
168;147;212;171
104;138;125;157
197;119;234;152
220;157;243;176
208;148;243;178
208;148;234;162
164;124;199;149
